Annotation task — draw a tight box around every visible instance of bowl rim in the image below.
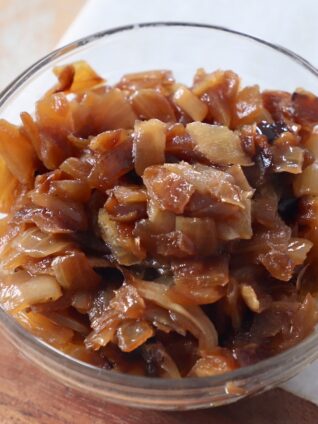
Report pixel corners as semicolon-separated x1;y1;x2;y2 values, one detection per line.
1;21;318;392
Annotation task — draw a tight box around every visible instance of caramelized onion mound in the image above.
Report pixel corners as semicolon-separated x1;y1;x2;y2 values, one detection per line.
0;61;318;378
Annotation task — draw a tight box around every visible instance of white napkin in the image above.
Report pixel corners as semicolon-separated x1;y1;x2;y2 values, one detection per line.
59;0;318;405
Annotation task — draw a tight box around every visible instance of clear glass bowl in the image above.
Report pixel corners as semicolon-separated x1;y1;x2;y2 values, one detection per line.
0;22;318;411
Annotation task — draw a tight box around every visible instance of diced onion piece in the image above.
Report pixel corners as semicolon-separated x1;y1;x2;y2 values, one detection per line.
150;231;195;258
188;163;244;207
89;285;145;334
73;89;137;136
59;157;92;181
112;185;147;204
143;164;195;214
20;112;42;161
187;122;252;166
217;195;252;241
98;209;146;265
170;258;229;305
144;304;186;335
88;138;133;191
259;251;294;282
52;60;105;93
232;85;273;127
117;70;174;94
105;191;147;222
21;111;74;170
173;85;208;121
0;281;25;311
240;284;261;313
287;238;313;265
298;196;318;227
36;93;74;139
134;216;180;256
71;291;93;313
0;217;9;238
129;276;218;352
0;157;20;213
13;227;71;258
89;299;119;333
227;165;254;195
89;129;130;152
20;275;62;306
188;349;237;377
133;119;166;176
193;69;239;98
304;130;318;160
49;180;91;202
97;88;137;131
175;217;217;255
109;284;145;320
14;310;73;347
293;91;318;128
116;320;154;352
52;252;101;290
147;200;176;230
0;245;28;274
192;70;240;127
46;311;90;335
144;162;246;215
224;278;242;330
30;192;88;233
293;162;318;197
0;119;37;184
85;326;116;350
272;145;304;174
262;90;294;122
131;89;176;122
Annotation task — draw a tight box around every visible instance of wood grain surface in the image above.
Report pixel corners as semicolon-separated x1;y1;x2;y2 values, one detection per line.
0;339;317;424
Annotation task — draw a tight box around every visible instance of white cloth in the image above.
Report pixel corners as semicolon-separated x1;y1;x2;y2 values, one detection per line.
59;0;318;67
59;0;318;405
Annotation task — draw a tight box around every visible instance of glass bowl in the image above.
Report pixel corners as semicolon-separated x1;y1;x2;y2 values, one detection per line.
1;22;318;411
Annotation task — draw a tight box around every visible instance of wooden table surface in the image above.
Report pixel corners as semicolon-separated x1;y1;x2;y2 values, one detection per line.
0;339;317;424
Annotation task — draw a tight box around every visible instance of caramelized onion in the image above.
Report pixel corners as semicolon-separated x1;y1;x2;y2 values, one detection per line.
133;119;166;176
188;348;237;377
232;85;272;127
52;60;105;93
187;122;252;166
0;157;21;213
52;251;101;290
0;119;37;184
98;209;146;265
0;62;317;378
129;275;218;353
293;162;318;197
13;227;71;258
131;89;176;122
173;85;208;121
170;258;229;305
14;310;73;347
116;320;154;352
0;275;62;312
